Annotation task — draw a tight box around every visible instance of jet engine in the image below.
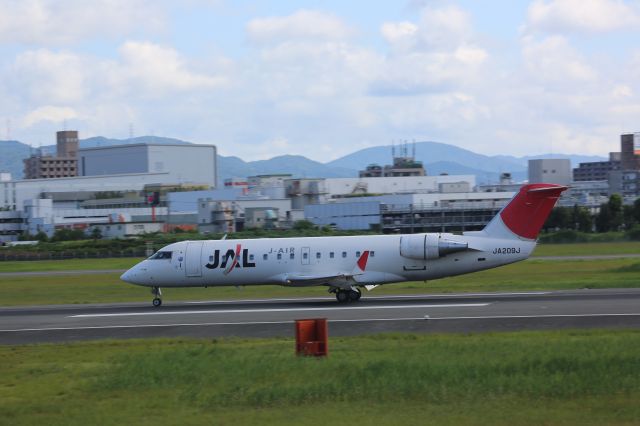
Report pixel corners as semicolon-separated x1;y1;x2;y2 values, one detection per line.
399;233;468;260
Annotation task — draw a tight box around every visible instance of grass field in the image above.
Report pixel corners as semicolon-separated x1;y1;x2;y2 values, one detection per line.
1;330;640;425
533;241;640;257
0;257;639;306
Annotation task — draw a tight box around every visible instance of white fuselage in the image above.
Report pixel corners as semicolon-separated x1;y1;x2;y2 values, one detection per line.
121;232;536;289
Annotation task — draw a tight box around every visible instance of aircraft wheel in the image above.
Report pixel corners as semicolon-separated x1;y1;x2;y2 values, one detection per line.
336;290;349;303
348;289;361;302
152;298;162;307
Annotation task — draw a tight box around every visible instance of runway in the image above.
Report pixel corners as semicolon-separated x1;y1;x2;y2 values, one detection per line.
2;288;640;344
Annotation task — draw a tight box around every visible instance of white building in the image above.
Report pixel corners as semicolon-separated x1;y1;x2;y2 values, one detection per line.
528;159;572;185
323;175;476;198
79;143;217;187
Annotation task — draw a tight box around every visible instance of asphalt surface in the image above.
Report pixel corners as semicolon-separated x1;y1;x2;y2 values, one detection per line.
2;289;640;344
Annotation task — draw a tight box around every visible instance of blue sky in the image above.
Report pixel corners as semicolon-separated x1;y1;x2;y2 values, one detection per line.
0;0;639;160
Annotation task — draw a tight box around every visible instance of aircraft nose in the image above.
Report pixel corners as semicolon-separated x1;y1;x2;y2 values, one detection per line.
120;268;135;284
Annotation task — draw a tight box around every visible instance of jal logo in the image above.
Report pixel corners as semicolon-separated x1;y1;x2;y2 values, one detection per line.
205;244;256;275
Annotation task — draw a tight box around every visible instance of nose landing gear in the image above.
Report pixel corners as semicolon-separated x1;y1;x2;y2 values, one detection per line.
151;286;162;307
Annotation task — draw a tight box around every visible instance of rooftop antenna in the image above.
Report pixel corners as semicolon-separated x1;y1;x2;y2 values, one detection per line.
63;119;67;131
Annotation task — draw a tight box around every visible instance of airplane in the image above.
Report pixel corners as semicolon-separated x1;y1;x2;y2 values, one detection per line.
121;183;567;306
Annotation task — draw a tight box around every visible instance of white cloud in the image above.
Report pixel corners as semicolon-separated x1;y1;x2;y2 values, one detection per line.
11;49;88;103
108;41;229;97
372;5;488;97
381;21;418;51
2;3;639;161
0;0;165;45
521;35;598;83
246;10;353;44
22;106;78;127
525;0;640;34
416;5;474;49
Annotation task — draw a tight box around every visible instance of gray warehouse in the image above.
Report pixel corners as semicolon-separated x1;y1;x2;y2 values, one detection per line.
528;159;571;185
79;143;217;187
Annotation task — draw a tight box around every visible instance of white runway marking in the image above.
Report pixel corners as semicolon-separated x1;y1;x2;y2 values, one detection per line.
4;313;640;333
69;303;490;318
183;292;550;304
427;313;640;320
0;317;427;333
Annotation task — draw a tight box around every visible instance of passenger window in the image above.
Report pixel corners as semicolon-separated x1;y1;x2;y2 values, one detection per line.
249;254;254;261
209;255;214;262
303;252;308;259
316;252;321;259
356;251;361;257
263;254;268;260
330;252;334;259
290;252;295;260
277;253;282;260
370;251;375;257
342;251;347;258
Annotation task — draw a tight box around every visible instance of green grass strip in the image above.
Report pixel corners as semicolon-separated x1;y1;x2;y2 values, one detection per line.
1;257;640;306
1;330;640;425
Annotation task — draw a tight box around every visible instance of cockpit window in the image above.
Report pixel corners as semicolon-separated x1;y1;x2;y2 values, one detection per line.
150;251;172;260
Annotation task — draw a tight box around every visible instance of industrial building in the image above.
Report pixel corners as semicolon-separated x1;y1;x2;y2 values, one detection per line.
79;143;217;187
23;131;79;179
621;133;640;170
359;143;426;177
324;175;476;198
573;153;621;182
1;136;219;242
197;198;301;233
305;191;514;232
5;129;639;243
571;132;640;199
528;159;572;185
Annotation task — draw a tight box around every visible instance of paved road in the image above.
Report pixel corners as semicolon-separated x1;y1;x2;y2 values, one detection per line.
2;289;640;344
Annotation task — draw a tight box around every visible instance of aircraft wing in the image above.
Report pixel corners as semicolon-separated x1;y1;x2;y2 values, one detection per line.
282;272;355;287
276;250;372;287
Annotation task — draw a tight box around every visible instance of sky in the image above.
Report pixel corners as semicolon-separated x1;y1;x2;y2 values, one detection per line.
0;0;639;161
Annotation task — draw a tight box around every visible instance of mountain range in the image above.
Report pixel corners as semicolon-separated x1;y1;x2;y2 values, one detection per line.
0;136;606;184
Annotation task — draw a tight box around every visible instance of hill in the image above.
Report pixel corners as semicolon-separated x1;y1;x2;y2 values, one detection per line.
327;141;606;183
0;137;606;183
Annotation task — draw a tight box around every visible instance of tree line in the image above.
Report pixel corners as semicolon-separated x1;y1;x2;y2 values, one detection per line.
544;194;640;233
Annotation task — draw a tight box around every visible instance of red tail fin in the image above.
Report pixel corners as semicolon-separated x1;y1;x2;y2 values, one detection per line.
499;183;567;239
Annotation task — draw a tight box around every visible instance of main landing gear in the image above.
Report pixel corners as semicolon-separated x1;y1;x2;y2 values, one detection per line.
151;286;162;307
333;287;361;303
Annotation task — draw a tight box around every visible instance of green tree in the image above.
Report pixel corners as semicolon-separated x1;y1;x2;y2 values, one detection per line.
51;228;86;242
90;227;103;240
573;206;593;232
34;231;49;242
596;204;611;232
608;194;624;231
292;220;315;231
623;205;637;230
633;198;640;223
545;207;572;230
